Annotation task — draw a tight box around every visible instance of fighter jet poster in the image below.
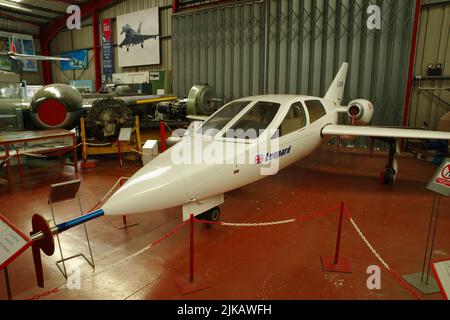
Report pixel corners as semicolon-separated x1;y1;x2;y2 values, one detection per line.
117;7;160;67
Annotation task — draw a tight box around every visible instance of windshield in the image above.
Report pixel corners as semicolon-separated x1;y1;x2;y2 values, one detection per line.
224;101;281;139
198;100;251;136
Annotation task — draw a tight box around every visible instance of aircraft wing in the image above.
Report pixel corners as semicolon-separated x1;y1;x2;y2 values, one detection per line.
139;34;158;41
119;37;131;47
186;115;209;121
3;52;72;62
322;125;450;140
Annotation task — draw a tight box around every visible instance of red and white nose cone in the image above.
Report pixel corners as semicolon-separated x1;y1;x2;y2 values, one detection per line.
36;99;68;127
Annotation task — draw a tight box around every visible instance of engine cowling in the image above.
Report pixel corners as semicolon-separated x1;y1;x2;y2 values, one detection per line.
347;99;374;125
29;84;83;130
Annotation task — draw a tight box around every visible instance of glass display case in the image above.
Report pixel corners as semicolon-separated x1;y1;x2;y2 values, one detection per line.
0;72;24;131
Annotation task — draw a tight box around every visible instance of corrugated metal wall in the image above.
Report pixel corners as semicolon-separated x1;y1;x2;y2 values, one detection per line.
0;18;43;84
409;1;450;130
50;0;172;85
173;0;416;129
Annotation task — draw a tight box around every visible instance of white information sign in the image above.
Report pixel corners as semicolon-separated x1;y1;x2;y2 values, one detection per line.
432;259;450;300
0;216;30;270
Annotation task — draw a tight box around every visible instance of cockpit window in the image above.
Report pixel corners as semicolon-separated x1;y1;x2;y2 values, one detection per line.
304;100;326;123
198;100;251;136
276;102;307;137
223;101;281;139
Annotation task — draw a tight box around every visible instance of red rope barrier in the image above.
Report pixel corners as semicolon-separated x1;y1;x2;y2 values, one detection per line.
345;209;422;300
194;204;340;226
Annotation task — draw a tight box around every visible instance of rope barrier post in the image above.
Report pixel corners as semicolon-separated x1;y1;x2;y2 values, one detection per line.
333;202;344;265
174;214;210;295
321;202;352;273
190;214;194;283
160;120;166;152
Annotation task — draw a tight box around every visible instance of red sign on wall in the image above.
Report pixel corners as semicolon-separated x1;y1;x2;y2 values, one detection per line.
102;18;114;79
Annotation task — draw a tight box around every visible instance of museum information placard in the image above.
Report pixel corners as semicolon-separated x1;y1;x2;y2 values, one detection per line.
0;214;31;270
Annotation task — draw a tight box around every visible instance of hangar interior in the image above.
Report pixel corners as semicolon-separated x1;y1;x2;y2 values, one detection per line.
0;0;449;301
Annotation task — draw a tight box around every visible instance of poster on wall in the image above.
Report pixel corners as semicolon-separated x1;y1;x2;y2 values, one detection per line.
116;7;160;68
102;18;114;82
0;31;37;72
59;50;89;71
21;39;38;72
0;35;11;71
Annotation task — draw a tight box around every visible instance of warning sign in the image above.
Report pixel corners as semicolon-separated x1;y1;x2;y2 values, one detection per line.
436;164;450;187
427;158;450;197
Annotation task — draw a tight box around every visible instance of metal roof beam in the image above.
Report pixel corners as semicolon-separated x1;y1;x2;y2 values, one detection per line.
0;11;44;26
6;1;67;16
0;6;56;21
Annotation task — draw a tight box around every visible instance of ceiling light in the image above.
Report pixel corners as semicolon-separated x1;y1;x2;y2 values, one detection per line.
0;0;32;13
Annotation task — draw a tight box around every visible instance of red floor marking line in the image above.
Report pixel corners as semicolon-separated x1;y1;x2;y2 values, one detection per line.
346;212;422;300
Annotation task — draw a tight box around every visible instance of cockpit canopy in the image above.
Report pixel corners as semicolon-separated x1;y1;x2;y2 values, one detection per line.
197;97;327;140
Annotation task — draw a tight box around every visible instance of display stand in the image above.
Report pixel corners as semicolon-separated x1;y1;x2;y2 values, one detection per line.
403;158;450;294
80;116;142;169
3;267;12;300
48;180;95;279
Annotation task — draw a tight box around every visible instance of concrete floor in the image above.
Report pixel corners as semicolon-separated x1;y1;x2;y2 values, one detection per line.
0;145;449;300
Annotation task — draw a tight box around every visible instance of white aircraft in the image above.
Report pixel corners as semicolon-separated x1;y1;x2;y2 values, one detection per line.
28;64;450;289
98;62;450;223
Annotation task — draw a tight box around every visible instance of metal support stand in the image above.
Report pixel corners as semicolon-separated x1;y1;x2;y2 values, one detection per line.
402;194;441;294
49;180;95;280
4;267;12;300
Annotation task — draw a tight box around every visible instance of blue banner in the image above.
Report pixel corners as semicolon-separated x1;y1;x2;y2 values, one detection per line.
102;18;114;81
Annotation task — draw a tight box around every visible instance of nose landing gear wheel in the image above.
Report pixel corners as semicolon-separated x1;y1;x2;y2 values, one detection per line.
382;168;396;185
198;207;221;227
208;207;221;222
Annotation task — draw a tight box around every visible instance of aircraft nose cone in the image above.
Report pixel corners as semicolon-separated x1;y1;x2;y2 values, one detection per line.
102;165;188;216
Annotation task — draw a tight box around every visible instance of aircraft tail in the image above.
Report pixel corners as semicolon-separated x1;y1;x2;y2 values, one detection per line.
137;22;142;34
324;63;348;105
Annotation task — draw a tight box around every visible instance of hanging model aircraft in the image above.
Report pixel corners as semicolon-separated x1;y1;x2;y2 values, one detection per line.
119;22;158;52
0;51;72;73
28;62;450;287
